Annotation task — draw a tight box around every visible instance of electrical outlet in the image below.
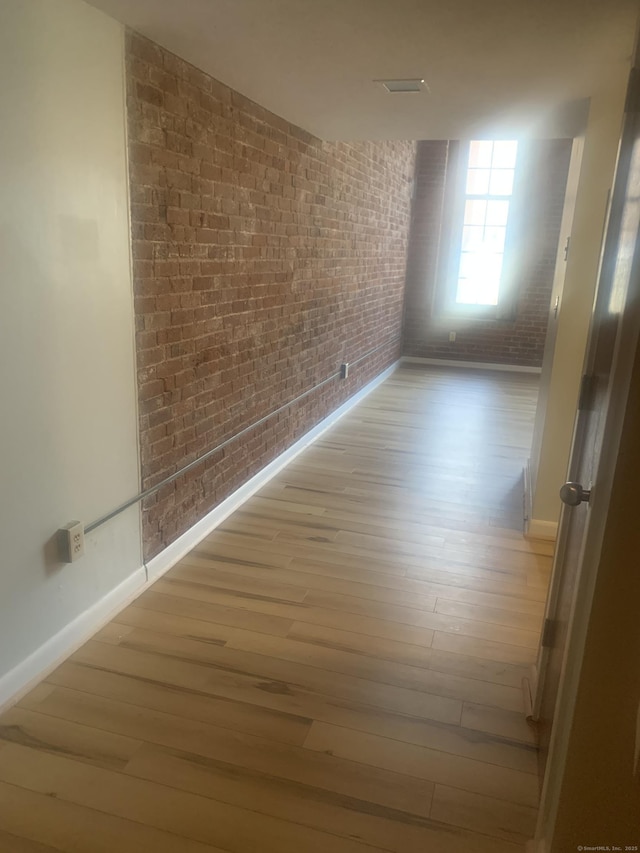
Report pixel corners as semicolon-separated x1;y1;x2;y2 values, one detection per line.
340;362;349;379
58;521;85;563
449;331;457;342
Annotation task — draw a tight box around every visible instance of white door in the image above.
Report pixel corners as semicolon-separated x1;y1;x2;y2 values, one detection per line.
532;67;640;779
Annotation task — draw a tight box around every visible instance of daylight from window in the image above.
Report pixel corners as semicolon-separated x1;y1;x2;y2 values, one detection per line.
456;140;518;306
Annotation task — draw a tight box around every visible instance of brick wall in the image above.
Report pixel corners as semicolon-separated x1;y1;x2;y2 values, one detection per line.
403;139;572;366
126;32;415;558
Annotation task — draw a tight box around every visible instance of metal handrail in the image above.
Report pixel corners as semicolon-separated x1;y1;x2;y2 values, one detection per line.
84;337;399;533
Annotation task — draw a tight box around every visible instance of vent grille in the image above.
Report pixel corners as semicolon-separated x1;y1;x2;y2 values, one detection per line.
376;78;427;94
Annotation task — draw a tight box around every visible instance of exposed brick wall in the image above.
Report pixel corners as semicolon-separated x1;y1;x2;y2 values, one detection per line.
403;139;572;366
126;32;415;559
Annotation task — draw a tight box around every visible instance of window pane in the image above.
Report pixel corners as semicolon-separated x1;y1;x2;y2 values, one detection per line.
486;200;509;226
484;226;506;252
461;225;484;252
456;252;502;306
464;199;487;225
482;252;504;285
478;279;500;305
469;140;493;168
489;169;514;196
456;276;500;306
458;251;503;281
458;252;476;280
456;278;478;304
492;140;518;169
466;169;490;195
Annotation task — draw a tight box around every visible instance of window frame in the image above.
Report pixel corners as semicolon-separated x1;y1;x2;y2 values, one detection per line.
435;139;524;321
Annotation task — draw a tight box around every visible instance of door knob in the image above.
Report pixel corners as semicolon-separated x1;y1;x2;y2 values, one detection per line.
559;482;591;506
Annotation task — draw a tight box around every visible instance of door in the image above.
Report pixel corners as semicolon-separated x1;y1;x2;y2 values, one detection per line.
532;66;640;777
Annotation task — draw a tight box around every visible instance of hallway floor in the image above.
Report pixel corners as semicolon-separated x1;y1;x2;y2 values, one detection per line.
0;365;552;852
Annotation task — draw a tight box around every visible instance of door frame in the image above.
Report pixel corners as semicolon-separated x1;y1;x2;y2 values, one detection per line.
530;178;615;727
533;70;640;848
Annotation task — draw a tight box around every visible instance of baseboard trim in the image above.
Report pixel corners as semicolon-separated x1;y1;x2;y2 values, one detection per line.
0;566;146;713
522;675;534;720
0;362;398;712
525;663;539;723
525;518;558;542
524;459;533;526
402;356;542;374
146;361;398;581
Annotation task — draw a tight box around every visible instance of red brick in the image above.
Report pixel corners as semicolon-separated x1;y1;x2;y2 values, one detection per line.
126;31;412;560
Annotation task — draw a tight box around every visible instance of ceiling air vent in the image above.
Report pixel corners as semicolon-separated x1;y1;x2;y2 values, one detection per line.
376;78;427;93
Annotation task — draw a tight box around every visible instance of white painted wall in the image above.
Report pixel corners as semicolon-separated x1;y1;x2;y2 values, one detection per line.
529;71;631;530
527;137;584;537
0;0;142;696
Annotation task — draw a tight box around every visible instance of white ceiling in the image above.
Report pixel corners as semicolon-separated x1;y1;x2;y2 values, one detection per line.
87;0;638;140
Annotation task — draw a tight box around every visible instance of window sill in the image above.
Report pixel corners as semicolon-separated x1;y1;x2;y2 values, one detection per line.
437;305;516;323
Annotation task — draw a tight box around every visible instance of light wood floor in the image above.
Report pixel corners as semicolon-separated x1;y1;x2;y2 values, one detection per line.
0;365;552;852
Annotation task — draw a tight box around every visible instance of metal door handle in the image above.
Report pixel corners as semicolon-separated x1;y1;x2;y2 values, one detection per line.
559;482;591;506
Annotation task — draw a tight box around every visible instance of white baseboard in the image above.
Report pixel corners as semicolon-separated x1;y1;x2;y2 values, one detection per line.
146;361;398;581
525;663;539;723
525;518;558;541
0;363;398;712
524;459;533;526
402;356;542;374
0;566;146;713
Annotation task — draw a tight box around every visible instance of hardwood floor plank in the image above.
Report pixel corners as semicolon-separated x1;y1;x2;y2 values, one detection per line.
0;780;228;852
66;639;466;740
24;691;430;821
196;534;410;578
179;552;545;616
0;744;384;853
212;527;534;586
152;577;438;647
15;683;56;710
192;539;295;571
46;661;313;746
191;531;546;603
461;703;538;746
287;621;531;688
249;496;327;517
303;721;539;807
0;706;141;771
432;632;538;666
124;743;524;853
233;503;450;547
0;829;61;852
430;784;537;844
434;599;544;633
130;589;295;637
166;564;310;603
177;555;441;611
93;622;136;645
404;565;547;601
223;628;524;712
302;589;540;648
112;603;236;646
92;627;463;724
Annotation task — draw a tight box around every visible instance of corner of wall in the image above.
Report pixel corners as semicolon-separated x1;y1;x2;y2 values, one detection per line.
524;518;558;542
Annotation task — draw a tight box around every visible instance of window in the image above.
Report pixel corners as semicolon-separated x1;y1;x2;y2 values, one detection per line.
439;139;520;316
